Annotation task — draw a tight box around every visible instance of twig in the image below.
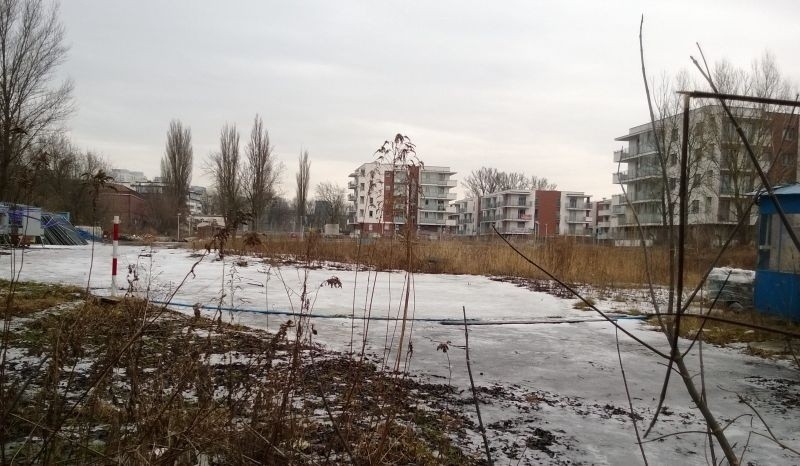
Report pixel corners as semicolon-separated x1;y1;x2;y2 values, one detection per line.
463;306;492;466
615;327;649;465
491;225;669;359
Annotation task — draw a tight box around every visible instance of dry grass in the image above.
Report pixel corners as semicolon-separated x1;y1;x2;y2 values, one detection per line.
0;279;84;316
649;309;800;347
200;234;756;288
2;280;478;464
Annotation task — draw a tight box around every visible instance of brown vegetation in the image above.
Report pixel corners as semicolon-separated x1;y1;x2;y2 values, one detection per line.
205;235;756;288
2;280;477;464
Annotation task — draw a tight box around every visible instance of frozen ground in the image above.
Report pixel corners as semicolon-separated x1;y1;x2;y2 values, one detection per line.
3;244;799;465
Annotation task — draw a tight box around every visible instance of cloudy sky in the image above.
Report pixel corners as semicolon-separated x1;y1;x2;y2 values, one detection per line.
56;0;800;200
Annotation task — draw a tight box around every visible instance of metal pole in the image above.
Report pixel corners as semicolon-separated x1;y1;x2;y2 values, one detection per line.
111;215;119;296
177;213;181;242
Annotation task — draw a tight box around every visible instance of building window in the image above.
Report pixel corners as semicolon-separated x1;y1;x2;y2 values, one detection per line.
360;183;365;190
369;210;373;218
705;197;712;214
369;197;374;205
690;200;699;214
360;196;364;204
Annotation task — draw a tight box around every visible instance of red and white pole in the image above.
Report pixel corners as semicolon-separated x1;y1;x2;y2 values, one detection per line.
111;215;119;296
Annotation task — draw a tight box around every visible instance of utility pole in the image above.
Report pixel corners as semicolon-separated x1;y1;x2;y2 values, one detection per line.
177;213;181;242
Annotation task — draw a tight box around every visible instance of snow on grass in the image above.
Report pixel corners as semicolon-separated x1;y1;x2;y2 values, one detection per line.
2;244;799;465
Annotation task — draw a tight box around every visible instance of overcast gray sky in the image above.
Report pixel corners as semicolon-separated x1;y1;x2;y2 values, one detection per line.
56;0;800;200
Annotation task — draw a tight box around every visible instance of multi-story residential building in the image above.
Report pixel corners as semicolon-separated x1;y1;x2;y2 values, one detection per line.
559;191;592;236
347;162;456;237
612;105;798;243
453;198;478;236
478;189;536;235
448;189;594;238
592;194;627;241
188;186;207;215
111;169;148;187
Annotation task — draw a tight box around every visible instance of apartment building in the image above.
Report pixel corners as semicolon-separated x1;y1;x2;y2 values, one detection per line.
612;105;799;243
559;191;592;236
347;162;456;237
592;195;625;241
447;189;593;238
478;189;535;235
453;198;478;236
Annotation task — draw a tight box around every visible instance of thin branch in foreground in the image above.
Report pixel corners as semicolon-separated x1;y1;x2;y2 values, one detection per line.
462;306;492;466
490;225;669;359
615;327;649;466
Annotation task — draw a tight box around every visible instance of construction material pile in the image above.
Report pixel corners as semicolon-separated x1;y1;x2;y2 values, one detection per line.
41;213;88;246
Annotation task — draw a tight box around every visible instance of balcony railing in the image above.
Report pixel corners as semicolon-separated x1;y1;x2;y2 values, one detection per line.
421;191;457;200
347;181;357;189
620;213;664;225
347;194;356;202
420;178;457;187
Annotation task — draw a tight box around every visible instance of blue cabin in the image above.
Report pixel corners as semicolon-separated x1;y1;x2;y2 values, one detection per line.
755;184;800;320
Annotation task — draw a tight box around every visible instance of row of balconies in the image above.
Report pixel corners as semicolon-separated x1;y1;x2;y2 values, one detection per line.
481;200;532;209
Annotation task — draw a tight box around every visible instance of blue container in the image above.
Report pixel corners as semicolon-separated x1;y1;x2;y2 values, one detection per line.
754;184;800;320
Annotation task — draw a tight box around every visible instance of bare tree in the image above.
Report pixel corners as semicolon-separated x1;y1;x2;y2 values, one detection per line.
295;150;310;231
160;120;193;217
462;167;500;198
244;114;280;231
208;124;242;228
495;171;528;190
313;181;346;227
704;53;795;241
0;0;74;200
529;175;557;190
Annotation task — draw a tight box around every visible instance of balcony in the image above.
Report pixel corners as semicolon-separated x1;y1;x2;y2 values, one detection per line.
566;203;589;211
566;216;592;224
347;181;357;189
421;191;457;200
496;227;533;235
347;194;356;202
620;213;664;225
420;178;457;187
419;217;447;225
419;205;449;212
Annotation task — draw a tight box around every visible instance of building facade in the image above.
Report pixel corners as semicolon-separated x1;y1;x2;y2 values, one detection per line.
347;162;457;237
478;189;536;235
612;105;799;244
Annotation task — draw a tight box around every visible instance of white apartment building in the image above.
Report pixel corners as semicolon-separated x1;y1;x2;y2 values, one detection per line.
453;198;478;236
347;162;456;237
559;192;592;236
478;189;536;235
111;169;148;187
612;105;799;243
592;194;625;241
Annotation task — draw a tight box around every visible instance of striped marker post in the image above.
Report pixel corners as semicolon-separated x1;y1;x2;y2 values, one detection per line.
111;215;119;296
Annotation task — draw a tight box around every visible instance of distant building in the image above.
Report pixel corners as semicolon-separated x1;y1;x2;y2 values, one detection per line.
97;183;147;233
558;191;592;236
612;104;799;244
478;189;536;235
111;169;148;187
452;189;592;237
453;198;478;236
347;162;457;237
